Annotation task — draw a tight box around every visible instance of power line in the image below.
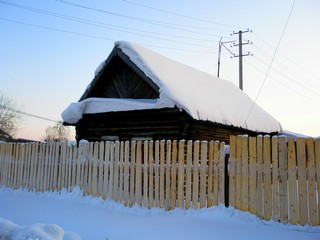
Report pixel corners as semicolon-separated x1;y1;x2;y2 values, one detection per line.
0;18;217;54
246;0;296;122
0;104;60;123
0;0;221;44
122;0;245;30
55;0;232;38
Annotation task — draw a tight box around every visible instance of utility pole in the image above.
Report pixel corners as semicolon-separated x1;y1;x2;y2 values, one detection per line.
232;29;252;91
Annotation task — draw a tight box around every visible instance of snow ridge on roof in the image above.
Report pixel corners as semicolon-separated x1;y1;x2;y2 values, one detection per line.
115;41;282;133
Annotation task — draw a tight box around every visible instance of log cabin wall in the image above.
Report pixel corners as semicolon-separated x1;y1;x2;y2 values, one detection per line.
75;108;265;143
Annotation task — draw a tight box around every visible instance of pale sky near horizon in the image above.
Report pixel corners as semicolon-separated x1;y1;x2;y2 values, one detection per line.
1;0;320;141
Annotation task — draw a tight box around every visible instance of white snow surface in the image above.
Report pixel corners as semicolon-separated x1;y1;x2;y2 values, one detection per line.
62;41;281;133
0;187;319;240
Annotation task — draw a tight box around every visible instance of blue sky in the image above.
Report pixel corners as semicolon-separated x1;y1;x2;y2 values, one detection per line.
1;0;320;140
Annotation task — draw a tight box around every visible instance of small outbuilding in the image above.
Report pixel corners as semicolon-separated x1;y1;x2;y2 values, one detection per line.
62;41;282;143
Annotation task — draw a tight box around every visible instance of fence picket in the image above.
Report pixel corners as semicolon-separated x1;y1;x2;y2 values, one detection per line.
288;138;299;224
178;140;185;209
213;141;219;206
306;138;318;225
123;141;130;206
296;138;308;225
315;139;320;224
129;141;136;205
143;141;149;207
159;140;165;208
278;136;288;222
263;136;272;221
236;136;242;209
192;141;199;209
241;136;249;211
256;136;263;218
154;141;160;207
229;136;237;207
135;141;142;205
185;141;192;209
218;142;225;205
103;141;110;200
207;141;214;207
166;140;172;210
148;141;154;208
271;137;279;220
248;137;257;215
200;141;207;208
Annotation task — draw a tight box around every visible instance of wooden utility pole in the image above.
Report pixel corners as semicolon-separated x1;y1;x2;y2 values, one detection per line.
232;30;252;91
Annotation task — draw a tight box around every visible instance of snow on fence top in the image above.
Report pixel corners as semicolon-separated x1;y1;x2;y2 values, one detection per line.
62;41;282;133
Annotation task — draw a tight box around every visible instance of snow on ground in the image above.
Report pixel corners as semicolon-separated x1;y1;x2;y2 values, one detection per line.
0;187;319;240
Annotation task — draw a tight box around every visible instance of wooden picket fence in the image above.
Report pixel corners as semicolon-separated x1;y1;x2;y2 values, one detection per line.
1;136;320;226
229;135;320;226
0;140;226;210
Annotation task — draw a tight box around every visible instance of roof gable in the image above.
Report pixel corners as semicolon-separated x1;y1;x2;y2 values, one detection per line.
62;41;282;133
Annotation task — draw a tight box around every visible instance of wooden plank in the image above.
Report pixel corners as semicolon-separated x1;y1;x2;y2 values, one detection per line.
218;142;225;205
288;138;299;225
166;140;172;210
87;142;94;195
12;143;19;188
43;144;50;191
200;141;207;208
98;141;105;197
108;142;114;198
271;137;280;220
241;136;249;211
148;141;154;208
23;144;31;188
192;141;200;209
135;141;142;206
123;141;130;206
315;139;320;224
91;142;99;197
169;140;177;210
178;140;185;209
296;138;308;225
235;136;242;209
143;140;149;207
119;141;124;202
112;141;120;201
228;136;237;207
18;144;25;188
278;136;288;223
129;141;136;205
263;136;272;221
103;141;110;200
36;143;45;191
306;138;318;225
207;141;214;207
256;136;263;218
213;141;219;206
154;141;160;207
185;140;193;209
248;137;257;215
159;140;165;208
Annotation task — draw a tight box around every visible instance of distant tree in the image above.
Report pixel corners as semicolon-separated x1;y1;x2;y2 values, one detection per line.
44;121;71;142
0;91;21;138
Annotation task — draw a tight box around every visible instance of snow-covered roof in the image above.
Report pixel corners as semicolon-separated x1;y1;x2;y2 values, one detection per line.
62;41;282;133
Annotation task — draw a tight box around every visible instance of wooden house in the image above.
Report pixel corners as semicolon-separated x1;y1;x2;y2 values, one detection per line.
62;41;282;143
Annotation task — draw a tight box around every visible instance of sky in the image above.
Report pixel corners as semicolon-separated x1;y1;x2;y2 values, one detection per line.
1;0;320;141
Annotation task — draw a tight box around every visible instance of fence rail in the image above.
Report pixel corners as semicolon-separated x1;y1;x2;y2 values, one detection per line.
0;136;320;226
